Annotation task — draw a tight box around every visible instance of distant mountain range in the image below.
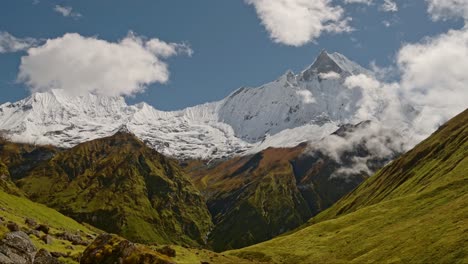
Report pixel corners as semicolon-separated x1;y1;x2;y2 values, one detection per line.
0;51;384;160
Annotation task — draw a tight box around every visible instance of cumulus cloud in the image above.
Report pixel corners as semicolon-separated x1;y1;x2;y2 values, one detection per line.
380;0;398;12
18;32;192;97
0;31;38;53
398;27;468;143
245;0;352;46
426;0;468;20
54;5;82;19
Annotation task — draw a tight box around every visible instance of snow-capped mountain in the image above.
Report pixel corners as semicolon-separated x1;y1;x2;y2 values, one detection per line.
0;51;376;159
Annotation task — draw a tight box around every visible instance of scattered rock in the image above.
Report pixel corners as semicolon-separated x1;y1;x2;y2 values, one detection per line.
35;224;49;234
41;235;53;245
50;251;67;258
33;248;63;264
25;229;41;238
81;234;175;264
157;246;176;257
0;231;36;264
65;245;73;250
6;222;19;232
56;232;87;245
24;218;37;227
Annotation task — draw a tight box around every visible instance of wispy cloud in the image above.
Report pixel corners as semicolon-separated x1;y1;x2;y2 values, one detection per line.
54;5;82;19
344;0;373;5
0;31;38;53
380;0;398;12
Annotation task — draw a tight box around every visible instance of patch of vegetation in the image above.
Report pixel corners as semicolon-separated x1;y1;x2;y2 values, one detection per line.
16;132;213;246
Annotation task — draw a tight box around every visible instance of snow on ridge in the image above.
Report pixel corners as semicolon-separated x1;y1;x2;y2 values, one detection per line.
0;51;377;159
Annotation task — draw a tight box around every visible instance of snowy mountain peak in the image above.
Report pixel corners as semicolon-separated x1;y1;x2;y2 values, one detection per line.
0;51;378;160
300;51;370;82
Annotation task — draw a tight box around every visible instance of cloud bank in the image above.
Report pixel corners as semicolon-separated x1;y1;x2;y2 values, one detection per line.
0;32;38;53
18;33;192;97
245;0;352;46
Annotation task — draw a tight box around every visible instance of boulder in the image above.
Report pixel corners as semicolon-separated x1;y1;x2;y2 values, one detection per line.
35;224;49;234
0;231;36;264
33;248;63;264
41;235;53;245
6;222;19;232
156;246;176;257
24;218;37;228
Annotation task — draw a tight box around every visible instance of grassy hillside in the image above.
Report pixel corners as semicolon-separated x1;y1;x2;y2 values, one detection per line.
187;141;370;251
228;109;468;263
0;189;99;264
16;131;213;246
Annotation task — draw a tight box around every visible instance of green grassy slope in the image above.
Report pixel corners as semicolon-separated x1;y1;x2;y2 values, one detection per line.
187;137;374;251
228;109;468;263
16;132;213;246
0;189;99;264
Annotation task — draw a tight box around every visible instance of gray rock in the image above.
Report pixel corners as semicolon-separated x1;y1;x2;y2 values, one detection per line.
33;249;63;264
24;218;37;228
0;231;36;264
41;235;53;245
35;224;49;234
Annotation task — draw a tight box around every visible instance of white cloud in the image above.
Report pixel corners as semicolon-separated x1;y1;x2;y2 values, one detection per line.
54;5;82;19
398;27;468;143
0;31;38;53
319;71;341;80
344;0;373;5
296;89;316;104
18;32;193;97
426;0;468;20
245;0;352;46
380;0;398;12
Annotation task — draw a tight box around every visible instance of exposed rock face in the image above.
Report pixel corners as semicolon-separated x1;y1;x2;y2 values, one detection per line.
0;231;36;264
0;231;64;264
81;234;174;264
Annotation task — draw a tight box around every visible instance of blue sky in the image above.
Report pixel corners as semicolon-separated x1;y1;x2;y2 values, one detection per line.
0;0;463;110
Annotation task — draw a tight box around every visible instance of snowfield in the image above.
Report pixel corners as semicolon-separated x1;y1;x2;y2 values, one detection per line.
0;51;377;160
